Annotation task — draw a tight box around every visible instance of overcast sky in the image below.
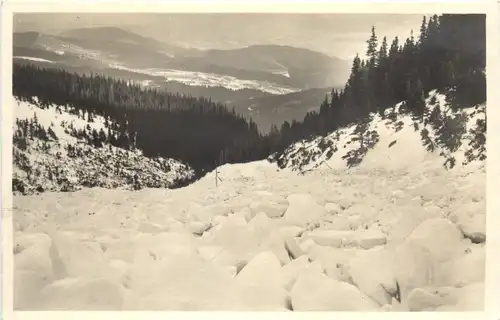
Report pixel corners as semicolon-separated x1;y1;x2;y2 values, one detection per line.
14;13;426;59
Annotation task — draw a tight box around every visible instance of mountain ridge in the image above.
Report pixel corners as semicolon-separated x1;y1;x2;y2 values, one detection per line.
13;27;350;90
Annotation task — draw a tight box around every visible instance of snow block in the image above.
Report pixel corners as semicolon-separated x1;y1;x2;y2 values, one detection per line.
285;237;305;260
39;277;124;310
324;202;343;215
393;218;466;302
347;246;397;306
407;287;457;311
290;264;379;311
249;196;289;219
49;231;108;279
284;193;327;226
303;229;387;249
281;255;310;291
236;251;288;310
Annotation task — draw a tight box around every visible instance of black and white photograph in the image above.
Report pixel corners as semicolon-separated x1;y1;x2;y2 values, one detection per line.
6;5;489;312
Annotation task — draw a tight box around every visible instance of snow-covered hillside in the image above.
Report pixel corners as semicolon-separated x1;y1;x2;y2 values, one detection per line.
12;98;195;195
13;90;486;311
276;90;486;174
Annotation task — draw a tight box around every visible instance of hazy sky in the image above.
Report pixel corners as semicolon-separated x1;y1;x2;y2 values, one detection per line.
14;13;426;59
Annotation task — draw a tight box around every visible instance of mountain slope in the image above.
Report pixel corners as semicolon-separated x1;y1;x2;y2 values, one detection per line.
59;26;170;48
177;44;350;89
274;90;486;173
12;97;195;195
13;28;180;69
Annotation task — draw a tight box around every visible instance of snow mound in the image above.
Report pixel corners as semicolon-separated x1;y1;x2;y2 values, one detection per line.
12;97;195;195
276;90;486;173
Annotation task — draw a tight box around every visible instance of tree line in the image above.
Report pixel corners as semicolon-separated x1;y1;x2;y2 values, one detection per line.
12;14;486;176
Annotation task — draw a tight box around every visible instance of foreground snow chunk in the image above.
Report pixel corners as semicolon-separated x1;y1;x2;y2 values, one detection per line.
303;229;387;249
434;244;485;287
284;237;305;259
290;265;379;311
206;215;263;268
49;231;109;279
347;246;397;306
15;270;52;310
408;283;485;312
304;242;359;282
407;287;457;311
137;221;167;234
38;277;124;310
281;255;311;291
14;232;53;277
124;252;249;310
324;202;343;215
393;218;467;302
259;232;292;265
436;282;484;311
284;193;327;226
449;201;486;243
249;195;289;219
235;251;288;310
14;232;56;310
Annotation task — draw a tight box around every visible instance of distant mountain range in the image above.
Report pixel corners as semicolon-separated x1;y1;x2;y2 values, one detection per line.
13;26;350;131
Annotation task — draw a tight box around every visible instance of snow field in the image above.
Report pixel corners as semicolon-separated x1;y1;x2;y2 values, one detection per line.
13;156;485;311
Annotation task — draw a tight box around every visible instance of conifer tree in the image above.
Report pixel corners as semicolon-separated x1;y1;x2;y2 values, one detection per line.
366;26;379;68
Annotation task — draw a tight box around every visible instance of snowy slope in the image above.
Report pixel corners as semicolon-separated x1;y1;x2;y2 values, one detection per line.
12;98;195;195
13;90;486;311
276;90;486;174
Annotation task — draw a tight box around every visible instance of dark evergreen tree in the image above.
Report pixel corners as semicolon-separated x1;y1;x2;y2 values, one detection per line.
366;26;379;68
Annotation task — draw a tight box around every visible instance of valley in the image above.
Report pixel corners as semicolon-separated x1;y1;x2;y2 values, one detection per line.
13;27;350;133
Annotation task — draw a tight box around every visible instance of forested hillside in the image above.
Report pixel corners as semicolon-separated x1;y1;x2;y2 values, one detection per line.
12;14;485;178
13;65;270;174
269;14;486;154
